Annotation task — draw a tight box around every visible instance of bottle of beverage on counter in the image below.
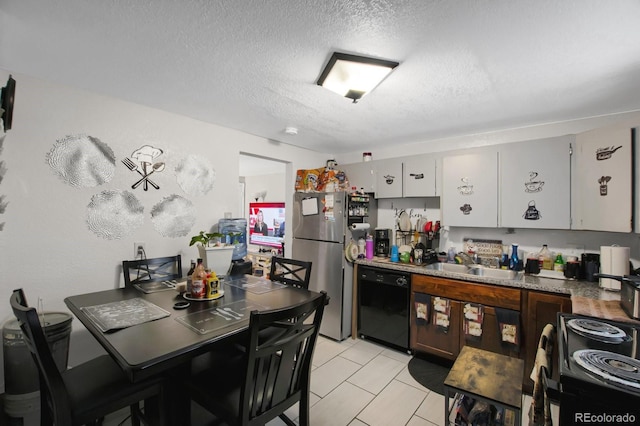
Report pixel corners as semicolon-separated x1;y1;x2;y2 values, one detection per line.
554;253;565;272
538;244;553;270
191;258;207;298
509;243;520;270
186;259;196;294
365;235;374;259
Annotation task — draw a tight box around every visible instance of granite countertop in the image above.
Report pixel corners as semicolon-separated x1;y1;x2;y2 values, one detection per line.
355;257;621;302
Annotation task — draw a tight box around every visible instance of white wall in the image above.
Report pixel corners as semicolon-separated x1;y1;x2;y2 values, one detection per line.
0;71;325;391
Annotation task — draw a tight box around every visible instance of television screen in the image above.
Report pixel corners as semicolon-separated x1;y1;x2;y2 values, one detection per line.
249;202;285;248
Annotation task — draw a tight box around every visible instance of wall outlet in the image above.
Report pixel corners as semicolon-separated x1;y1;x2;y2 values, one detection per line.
134;242;146;257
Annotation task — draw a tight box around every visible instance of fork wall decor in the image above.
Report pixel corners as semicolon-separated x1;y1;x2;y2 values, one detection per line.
122;145;164;191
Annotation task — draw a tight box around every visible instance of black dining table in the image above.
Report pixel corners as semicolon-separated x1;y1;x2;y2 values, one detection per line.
64;276;319;384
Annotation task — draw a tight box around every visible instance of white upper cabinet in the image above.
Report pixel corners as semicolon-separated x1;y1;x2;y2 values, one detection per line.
375;158;403;198
442;150;498;227
573;125;634;232
403;155;437;197
341;161;376;193
500;136;573;229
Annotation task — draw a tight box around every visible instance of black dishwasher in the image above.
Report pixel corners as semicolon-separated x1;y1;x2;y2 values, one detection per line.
358;265;411;353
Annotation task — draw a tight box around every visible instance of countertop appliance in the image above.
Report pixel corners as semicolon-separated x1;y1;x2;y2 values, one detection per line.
556;313;640;424
374;228;391;257
357;265;410;352
291;191;356;340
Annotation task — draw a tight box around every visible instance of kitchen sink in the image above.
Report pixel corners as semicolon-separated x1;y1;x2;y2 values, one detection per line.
425;262;522;280
425;263;470;274
467;265;521;280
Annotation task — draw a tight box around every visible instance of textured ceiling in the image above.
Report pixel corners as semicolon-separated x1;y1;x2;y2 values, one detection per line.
2;0;640;154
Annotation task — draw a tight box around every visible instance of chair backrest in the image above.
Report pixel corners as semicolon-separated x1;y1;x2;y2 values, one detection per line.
269;257;312;289
240;290;327;426
10;288;73;425
228;260;254;277
122;255;182;288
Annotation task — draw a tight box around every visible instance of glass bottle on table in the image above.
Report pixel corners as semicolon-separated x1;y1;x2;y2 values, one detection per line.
191;258;207;299
186;259;196;294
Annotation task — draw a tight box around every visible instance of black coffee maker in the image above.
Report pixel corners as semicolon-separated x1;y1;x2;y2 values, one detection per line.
375;229;391;257
581;253;600;282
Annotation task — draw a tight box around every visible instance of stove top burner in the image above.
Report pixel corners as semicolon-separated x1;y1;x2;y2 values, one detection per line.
566;318;629;343
574;349;640;391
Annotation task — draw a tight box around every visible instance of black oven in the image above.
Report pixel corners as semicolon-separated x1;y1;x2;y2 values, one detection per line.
557;313;640;424
357;265;410;353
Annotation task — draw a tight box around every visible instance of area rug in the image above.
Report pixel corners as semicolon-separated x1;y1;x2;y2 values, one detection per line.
407;354;453;395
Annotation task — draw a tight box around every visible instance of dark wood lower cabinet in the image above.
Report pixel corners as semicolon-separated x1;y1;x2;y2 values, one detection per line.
462;306;520;358
410;274;572;393
522;290;572;394
411;297;461;359
410;275;521;360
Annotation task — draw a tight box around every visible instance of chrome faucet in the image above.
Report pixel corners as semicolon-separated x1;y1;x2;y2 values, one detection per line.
457;252;479;265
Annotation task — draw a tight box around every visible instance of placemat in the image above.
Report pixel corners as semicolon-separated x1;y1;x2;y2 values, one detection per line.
224;275;287;294
80;298;171;332
570;296;640;324
175;300;267;335
134;278;186;294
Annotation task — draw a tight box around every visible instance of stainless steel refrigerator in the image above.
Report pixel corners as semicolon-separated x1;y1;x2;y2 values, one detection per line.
291;191;353;340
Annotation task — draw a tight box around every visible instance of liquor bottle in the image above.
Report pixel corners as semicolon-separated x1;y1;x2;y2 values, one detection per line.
186;259;196;294
191;258;207;298
554;253;565;272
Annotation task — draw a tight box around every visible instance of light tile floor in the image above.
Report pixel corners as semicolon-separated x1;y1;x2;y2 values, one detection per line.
104;335;559;425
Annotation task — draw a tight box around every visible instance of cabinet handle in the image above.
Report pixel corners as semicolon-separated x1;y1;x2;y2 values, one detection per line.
410;173;424;180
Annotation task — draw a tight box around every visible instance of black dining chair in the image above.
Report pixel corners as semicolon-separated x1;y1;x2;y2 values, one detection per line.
269;256;312;289
175;290;328;426
10;288;166;426
122;255;182;288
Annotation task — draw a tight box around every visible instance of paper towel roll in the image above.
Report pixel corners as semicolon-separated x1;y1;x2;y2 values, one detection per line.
351;223;371;231
599;246;629;291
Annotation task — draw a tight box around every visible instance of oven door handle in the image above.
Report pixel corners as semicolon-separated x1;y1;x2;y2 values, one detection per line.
541;366;560;402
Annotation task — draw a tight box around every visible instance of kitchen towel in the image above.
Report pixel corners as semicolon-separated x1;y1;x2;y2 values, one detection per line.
494;307;521;352
432;297;451;332
463;302;484;341
529;324;555;426
599;245;629;291
414;293;430;325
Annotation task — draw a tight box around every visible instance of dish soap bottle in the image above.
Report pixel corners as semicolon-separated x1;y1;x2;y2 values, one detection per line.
554;253;565;272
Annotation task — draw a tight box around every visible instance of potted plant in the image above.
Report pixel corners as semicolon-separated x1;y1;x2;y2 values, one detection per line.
189;231;233;274
189;231;224;248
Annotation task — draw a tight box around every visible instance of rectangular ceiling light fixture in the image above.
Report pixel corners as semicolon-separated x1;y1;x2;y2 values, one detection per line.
316;52;399;103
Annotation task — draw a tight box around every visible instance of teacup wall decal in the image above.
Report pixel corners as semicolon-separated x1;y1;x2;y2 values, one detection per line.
524;171;545;193
457;177;474;195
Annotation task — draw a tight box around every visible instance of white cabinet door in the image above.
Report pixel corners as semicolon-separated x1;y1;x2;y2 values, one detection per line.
341;161;376;193
500;136;573;229
574;125;633;232
375;158;403;198
403;155;437;197
442;151;498;227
